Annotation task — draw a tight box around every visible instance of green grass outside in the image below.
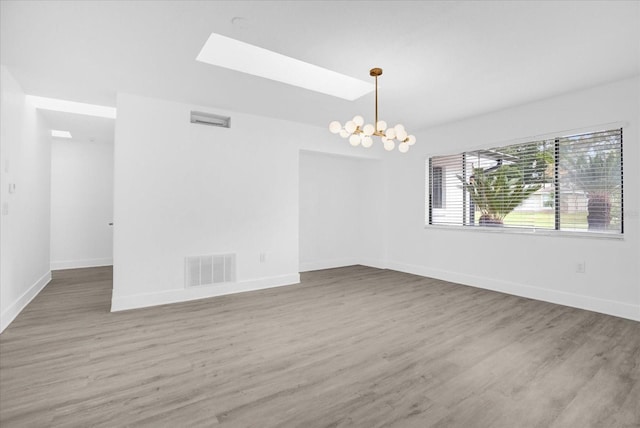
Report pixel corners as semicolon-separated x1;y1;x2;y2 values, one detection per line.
475;211;589;229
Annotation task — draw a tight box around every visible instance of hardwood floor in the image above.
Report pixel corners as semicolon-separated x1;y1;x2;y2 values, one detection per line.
1;266;638;427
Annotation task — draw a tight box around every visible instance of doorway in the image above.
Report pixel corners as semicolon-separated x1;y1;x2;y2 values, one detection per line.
50;123;114;270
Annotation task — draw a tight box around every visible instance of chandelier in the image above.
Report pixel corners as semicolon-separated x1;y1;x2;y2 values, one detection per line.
329;67;416;153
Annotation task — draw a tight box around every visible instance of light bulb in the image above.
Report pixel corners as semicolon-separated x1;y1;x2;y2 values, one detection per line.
345;121;357;134
339;129;349;138
353;115;364;127
362;124;374;136
384;140;395;151
394;124;405;133
376;120;387;132
381;136;389;143
407;135;416;145
349;134;361;146
396;128;408;141
385;127;396;139
362;136;373;148
398;142;409;153
329;121;342;134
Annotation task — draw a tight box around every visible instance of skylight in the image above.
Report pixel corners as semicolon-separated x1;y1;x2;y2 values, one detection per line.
196;33;374;101
51;130;72;138
27;96;117;119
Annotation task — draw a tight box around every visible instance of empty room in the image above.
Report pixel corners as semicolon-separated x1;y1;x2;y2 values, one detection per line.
1;1;638;427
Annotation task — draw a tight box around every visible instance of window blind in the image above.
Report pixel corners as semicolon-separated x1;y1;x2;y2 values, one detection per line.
557;129;623;233
427;154;465;226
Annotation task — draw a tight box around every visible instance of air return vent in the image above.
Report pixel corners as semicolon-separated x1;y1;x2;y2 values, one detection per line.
185;254;236;288
190;110;231;128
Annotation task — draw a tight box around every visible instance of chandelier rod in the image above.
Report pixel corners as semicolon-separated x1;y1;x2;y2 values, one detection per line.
370;67;383;136
375;72;379;127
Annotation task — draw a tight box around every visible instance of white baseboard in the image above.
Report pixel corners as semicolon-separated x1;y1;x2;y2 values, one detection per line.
358;258;387;270
111;273;300;312
0;271;51;334
386;261;640;322
299;258;386;272
299;258;360;272
51;258;113;270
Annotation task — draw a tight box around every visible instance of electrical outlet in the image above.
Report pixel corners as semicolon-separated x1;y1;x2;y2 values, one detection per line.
576;262;586;273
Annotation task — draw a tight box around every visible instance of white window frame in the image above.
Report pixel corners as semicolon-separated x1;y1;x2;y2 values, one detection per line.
425;123;626;240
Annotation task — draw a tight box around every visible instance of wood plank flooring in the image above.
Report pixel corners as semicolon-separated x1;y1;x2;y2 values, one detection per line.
1;266;638;427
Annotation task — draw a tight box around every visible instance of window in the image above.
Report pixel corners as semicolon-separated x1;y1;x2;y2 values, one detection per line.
426;128;623;235
431;166;443;209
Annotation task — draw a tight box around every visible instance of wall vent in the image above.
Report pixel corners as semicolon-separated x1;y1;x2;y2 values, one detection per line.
185;254;236;288
190;111;231;128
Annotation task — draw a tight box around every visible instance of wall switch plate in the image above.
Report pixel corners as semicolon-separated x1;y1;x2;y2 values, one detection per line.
576;262;586;273
260;252;266;263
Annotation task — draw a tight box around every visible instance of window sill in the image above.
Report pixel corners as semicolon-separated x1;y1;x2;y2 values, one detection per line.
424;224;625;240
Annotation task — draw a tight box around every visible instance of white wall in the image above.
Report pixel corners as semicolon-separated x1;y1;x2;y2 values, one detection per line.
299;151;384;271
385;76;640;321
0;66;52;333
112;93;384;311
50;140;113;269
112;80;638;321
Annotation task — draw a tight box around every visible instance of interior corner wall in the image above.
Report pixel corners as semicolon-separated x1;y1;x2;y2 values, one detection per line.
50;140;114;270
111;93;383;311
0;65;52;333
299;151;385;272
384;76;640;321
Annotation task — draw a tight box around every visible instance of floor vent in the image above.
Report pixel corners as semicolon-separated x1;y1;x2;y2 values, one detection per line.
190;110;231;128
185;254;236;288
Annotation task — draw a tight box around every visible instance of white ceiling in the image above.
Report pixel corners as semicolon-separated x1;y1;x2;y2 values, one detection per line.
40;110;115;144
2;1;639;143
